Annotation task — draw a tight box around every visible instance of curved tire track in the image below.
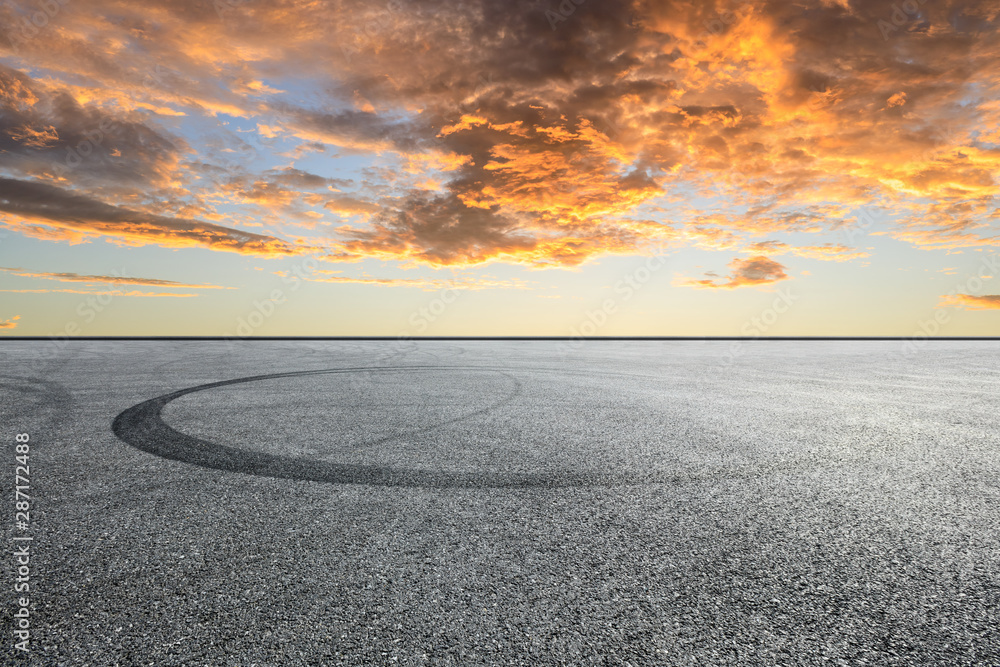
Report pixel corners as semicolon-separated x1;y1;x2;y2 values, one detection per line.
111;366;653;488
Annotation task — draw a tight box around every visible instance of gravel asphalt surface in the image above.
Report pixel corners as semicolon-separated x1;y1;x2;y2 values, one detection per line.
1;339;998;666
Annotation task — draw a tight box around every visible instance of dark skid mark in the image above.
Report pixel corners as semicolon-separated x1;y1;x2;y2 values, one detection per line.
111;366;659;488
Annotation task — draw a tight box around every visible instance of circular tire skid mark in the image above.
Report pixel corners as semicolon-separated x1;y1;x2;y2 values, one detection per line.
112;366;652;488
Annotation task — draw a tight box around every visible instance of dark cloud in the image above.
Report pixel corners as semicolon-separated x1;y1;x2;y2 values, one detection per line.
338;193;537;266
0;65;183;189
0;178;299;256
267;167;350;190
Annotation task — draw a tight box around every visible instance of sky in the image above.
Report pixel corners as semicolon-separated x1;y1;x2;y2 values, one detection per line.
0;0;999;337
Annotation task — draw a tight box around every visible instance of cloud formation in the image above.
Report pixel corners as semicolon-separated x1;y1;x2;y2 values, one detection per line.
0;289;199;297
0;64;183;189
0;0;998;271
681;255;790;289
0;267;230;288
939;293;1000;310
0;315;20;329
0;178;300;256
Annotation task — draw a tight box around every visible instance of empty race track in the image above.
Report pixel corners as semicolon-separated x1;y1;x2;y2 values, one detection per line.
2;340;999;665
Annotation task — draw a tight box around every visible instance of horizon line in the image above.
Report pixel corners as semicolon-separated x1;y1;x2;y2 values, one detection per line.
2;336;998;342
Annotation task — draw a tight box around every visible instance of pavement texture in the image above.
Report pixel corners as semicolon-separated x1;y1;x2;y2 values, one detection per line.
1;339;998;666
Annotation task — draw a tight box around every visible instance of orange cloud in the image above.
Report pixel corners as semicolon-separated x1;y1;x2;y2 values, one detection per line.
680;255;790;289
324;197;380;217
939;294;1000;310
2;0;999;270
0;289;198;297
0;315;21;329
6;124;59;148
886;92;907;109
0;267;231;288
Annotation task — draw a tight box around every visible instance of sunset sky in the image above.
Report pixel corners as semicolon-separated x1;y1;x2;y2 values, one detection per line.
1;0;999;336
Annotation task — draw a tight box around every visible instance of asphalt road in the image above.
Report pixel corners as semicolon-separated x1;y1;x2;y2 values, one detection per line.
1;340;998;666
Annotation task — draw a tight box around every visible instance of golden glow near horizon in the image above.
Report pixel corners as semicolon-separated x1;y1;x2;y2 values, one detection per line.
0;0;999;336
